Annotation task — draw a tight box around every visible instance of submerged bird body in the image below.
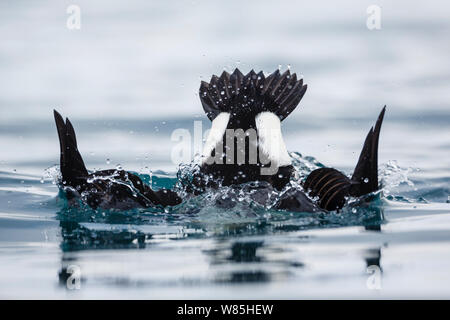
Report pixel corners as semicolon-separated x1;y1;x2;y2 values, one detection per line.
53;68;386;213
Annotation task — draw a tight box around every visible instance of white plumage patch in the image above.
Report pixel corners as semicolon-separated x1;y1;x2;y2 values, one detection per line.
201;112;230;164
255;111;291;167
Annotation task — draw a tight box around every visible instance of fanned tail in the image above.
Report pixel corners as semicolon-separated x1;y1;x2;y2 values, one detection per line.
199;68;307;121
350;106;386;196
53;110;88;185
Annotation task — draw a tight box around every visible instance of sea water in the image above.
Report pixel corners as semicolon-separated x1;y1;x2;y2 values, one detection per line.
0;0;449;298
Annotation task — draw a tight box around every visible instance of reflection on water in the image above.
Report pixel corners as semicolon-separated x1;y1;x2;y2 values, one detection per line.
2;158;449;299
56;204;385;290
0;0;449;299
59;220;147;251
2;165;449;299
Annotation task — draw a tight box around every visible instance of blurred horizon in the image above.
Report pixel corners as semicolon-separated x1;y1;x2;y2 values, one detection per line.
0;0;449;175
0;0;449;300
0;0;449;120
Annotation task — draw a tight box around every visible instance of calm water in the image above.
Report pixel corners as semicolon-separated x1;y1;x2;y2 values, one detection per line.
0;0;449;299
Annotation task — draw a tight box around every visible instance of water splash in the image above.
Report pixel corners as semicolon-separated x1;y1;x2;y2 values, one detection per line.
379;160;416;189
50;153;392;237
377;160;426;203
42;165;60;185
289;151;324;178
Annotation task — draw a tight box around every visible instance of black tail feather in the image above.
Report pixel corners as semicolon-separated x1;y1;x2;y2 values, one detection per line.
303;106;386;211
53;110;88;185
350;106;386;196
199;68;307;121
53;110;66;167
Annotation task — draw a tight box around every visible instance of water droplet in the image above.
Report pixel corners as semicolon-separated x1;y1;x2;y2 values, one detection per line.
106;158;111;165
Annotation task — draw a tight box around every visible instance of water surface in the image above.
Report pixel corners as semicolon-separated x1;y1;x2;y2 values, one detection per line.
0;0;449;299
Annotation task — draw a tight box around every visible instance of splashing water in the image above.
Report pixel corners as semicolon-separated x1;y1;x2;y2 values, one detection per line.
47;152;417;237
378;160;424;203
379;160;416;189
42;165;61;185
